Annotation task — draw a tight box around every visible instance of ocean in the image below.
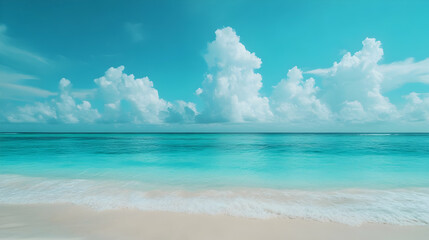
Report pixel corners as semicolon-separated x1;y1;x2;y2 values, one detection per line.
1;133;429;225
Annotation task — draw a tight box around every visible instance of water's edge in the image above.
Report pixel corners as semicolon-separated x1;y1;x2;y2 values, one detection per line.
1;174;428;226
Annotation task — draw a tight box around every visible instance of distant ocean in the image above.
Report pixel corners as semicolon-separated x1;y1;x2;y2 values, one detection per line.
1;133;429;225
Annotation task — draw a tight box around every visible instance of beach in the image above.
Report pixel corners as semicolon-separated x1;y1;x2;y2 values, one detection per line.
1;204;429;240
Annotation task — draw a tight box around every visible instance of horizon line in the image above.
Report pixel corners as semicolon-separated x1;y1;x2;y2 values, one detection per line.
1;132;429;134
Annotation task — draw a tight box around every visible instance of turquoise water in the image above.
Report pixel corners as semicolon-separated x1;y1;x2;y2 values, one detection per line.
1;133;429;225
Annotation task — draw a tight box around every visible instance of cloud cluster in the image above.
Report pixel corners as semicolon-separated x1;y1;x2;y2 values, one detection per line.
271;66;330;122
197;27;272;123
7;78;100;123
308;38;398;122
94;66;170;123
4;27;429;126
94;66;197;123
7;66;198;124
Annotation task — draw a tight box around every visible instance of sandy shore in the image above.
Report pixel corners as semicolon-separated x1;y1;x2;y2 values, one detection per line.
0;204;428;240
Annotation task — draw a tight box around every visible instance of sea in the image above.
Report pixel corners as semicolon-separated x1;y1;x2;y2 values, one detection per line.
1;133;429;225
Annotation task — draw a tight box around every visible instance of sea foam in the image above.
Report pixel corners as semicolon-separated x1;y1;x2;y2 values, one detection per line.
1;174;428;226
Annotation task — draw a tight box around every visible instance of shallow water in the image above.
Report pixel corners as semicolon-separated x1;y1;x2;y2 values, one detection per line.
1;133;429;225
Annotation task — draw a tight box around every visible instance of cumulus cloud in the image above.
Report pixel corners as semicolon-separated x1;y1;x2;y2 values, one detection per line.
165;101;198;123
94;66;171;123
309;38;398;122
55;78;100;123
196;27;272;123
7;78;100;123
271;66;330;122
6;102;57;123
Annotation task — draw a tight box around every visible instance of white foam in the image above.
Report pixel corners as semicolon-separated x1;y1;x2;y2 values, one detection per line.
1;174;428;226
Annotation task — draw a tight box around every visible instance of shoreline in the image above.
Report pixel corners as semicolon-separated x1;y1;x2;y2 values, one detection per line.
1;204;428;240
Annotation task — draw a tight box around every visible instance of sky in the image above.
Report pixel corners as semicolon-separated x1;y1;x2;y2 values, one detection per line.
1;0;429;132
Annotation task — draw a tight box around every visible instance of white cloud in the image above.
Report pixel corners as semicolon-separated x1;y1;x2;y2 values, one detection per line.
0;66;56;101
195;88;203;95
402;92;429;122
7;78;100;123
166;100;198;123
339;101;368;123
71;88;97;100
94;66;170;123
7;102;57;123
0;68;37;82
0;82;56;99
380;58;429;91
271;66;330;122
308;38;398;122
197;27;272;123
55;78;100;123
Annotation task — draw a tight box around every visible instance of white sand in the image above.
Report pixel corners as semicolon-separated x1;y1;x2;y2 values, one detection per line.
0;204;428;240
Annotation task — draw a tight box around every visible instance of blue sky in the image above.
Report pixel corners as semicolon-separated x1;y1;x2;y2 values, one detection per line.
1;0;429;132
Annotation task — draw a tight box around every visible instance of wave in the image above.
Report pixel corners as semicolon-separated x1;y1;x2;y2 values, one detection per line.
0;174;428;226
